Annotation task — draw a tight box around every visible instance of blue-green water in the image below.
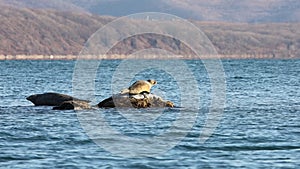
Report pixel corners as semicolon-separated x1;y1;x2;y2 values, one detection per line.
0;60;299;168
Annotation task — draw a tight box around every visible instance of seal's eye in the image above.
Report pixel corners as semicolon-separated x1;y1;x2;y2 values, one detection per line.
147;79;156;85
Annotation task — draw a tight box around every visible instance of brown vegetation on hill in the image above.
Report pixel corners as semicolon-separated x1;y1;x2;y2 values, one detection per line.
0;6;111;55
198;22;300;57
0;6;299;58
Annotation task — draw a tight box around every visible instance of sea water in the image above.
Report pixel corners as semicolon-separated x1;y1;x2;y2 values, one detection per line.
0;59;299;168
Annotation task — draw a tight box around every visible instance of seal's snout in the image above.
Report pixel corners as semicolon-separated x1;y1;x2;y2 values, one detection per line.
147;79;157;85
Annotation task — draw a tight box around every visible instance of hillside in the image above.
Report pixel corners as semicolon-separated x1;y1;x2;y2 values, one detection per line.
0;0;85;13
0;6;299;58
0;6;112;55
1;0;300;22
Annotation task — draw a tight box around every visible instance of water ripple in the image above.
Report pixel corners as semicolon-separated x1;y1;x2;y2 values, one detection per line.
0;60;300;168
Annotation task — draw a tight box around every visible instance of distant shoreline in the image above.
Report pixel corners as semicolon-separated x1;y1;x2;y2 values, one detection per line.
0;55;299;60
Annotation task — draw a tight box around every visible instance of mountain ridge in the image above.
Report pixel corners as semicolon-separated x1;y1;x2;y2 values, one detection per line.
1;0;300;22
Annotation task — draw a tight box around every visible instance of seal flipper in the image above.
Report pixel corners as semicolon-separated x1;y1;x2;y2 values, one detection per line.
139;91;150;95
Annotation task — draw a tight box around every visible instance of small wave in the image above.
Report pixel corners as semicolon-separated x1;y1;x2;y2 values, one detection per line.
208;145;300;151
0;155;44;163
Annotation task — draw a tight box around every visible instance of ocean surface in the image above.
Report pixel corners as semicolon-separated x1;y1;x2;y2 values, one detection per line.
0;59;299;168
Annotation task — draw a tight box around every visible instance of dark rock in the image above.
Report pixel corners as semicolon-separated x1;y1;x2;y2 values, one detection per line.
97;93;174;108
97;97;115;108
26;92;90;106
53;100;91;110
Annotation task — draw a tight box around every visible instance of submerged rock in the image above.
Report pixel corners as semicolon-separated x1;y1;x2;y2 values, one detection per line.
97;93;174;108
53;100;91;110
26;92;90;106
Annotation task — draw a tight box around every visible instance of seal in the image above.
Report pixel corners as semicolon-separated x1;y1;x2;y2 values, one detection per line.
26;92;90;106
121;79;157;95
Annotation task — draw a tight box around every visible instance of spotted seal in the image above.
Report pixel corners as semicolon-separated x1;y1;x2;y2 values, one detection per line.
121;79;157;95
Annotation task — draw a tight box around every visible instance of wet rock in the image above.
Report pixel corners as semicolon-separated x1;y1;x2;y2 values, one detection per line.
97;93;174;108
53;100;91;110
